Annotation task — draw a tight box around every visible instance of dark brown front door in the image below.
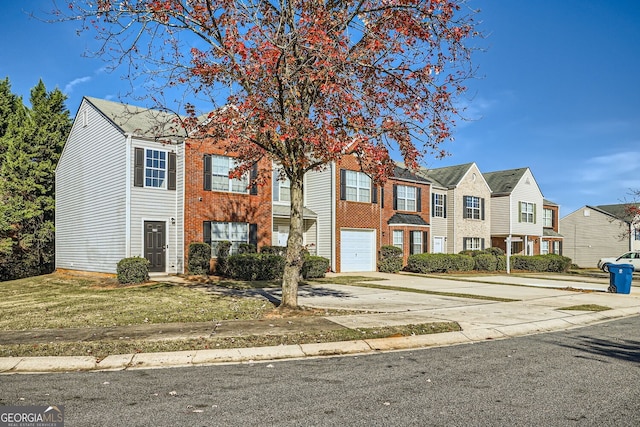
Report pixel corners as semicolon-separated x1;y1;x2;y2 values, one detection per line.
144;221;166;272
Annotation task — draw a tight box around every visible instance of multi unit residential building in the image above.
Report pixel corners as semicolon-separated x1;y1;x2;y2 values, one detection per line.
56;98;564;275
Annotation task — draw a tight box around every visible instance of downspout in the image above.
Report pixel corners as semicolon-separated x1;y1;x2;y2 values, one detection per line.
506;193;513;274
451;189;456;252
125;133;132;257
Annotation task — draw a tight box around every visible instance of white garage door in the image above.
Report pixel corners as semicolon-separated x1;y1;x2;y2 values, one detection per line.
340;229;376;272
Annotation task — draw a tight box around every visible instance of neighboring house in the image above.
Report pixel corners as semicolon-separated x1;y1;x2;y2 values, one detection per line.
56;97;185;274
418;163;492;253
184;141;273;264
380;166;432;266
483;167;544;256
541;199;563;255
560;204;640;267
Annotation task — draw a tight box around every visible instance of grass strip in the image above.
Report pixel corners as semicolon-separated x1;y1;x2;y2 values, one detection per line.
558;304;611;312
341;282;520;302
0;322;460;359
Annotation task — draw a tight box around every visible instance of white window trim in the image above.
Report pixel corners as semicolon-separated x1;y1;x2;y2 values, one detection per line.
393;230;404;250
397;185;417;212
521;201;535;223
465;196;481;220
211;155;249;194
433;194;445;217
210;221;249;256
345;170;371;203
543;208;553;227
144;148;168;189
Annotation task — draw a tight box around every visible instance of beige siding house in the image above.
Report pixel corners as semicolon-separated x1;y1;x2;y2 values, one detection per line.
419;163;492;253
560;204;640;267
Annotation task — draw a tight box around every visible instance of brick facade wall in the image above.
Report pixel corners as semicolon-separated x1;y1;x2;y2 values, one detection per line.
183;141;272;267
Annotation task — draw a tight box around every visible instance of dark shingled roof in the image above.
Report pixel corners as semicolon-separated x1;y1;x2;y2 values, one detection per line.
543;229;563;237
387;213;429;226
594;203;640;222
543;199;559;206
483;167;528;195
392;165;431;184
419;162;474;188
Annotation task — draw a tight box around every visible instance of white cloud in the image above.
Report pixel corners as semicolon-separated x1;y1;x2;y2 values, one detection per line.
63;76;92;94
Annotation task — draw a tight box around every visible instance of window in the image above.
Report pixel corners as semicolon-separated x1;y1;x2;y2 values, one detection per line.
396;185;417;211
541;241;549;255
211;155;248;193
210;222;249;256
273;169;291;202
134;147;176;190
344;170;371;202
433;193;446;218
463;237;484;251
553;241;560;254
145;149;167;188
393;230;403;250
543;208;553;227
464;196;483;220
634;229;640;241
410;231;425;255
520;202;535;223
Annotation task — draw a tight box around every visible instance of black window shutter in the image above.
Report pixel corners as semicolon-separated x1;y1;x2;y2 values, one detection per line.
463;237;469;250
393;184;398;210
203;155;212;191
249;224;258;247
409;232;415;255
416;187;421;212
381;188;385;208
372;185;378;204
481;198;485;220
431;193;435;215
340;169;346;200
443;195;447;218
559;241;563;255
203;222;211;247
481;238;485;250
250;164;258;195
552;210;556;227
134;147;144;187
423;231;429;253
168;152;177;190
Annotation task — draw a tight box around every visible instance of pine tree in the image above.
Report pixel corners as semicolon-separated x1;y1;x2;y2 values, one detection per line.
0;80;71;280
0;77;21;165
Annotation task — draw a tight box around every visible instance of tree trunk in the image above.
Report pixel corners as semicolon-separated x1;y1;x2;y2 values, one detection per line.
280;177;305;309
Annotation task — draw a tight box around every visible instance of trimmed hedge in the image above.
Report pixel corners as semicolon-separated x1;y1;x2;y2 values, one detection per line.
260;245;287;256
117;256;150;284
406;253;474;273
378;245;404;273
510;254;572;272
215;241;232;276
227;253;285;281
474;253;498;271
302;256;330;279
188;242;211;275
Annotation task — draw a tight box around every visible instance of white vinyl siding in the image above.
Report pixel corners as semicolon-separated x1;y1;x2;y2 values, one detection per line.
56;102;127;273
305;167;334;265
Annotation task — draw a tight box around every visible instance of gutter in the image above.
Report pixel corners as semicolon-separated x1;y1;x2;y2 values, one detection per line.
125;133;132;257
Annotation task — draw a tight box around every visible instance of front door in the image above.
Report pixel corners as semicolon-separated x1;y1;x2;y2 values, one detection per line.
433;237;445;254
278;226;289;247
144;221;166;272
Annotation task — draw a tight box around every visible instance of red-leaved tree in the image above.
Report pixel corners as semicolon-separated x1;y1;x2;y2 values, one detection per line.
55;0;480;308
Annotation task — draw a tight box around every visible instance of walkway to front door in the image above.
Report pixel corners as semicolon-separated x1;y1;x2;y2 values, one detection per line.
144;221;166;272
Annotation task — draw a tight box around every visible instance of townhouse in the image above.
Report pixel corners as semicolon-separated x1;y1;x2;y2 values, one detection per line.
56;97;563;275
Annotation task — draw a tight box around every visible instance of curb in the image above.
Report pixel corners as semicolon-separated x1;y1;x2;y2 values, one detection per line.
2;310;637;375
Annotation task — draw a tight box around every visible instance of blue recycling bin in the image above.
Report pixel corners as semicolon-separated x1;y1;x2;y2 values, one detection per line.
608;263;634;294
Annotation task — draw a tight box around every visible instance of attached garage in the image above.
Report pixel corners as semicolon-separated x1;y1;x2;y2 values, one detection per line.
340;229;376;272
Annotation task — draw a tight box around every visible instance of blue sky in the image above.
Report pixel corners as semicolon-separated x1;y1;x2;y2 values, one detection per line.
1;1;639;217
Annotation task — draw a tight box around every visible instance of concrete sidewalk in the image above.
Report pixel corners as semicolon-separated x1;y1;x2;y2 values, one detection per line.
1;272;639;374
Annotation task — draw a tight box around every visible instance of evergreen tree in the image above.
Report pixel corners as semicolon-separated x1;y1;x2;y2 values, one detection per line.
0;80;71;280
0;77;21;164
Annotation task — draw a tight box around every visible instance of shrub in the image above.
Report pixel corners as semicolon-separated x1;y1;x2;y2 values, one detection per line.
117;256;150;284
260;245;287;256
226;253;285;281
510;254;572;272
406;253;474;273
188;242;211;275
238;243;257;254
215;241;232;276
496;255;507;271
485;247;505;256
302;256;330;279
378;245;404;273
474;253;498;271
545;254;573;272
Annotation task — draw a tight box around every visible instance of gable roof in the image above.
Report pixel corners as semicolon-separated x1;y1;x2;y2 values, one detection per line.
84;96;186;140
483;167;529;195
543;199;559;207
419;162;474;188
